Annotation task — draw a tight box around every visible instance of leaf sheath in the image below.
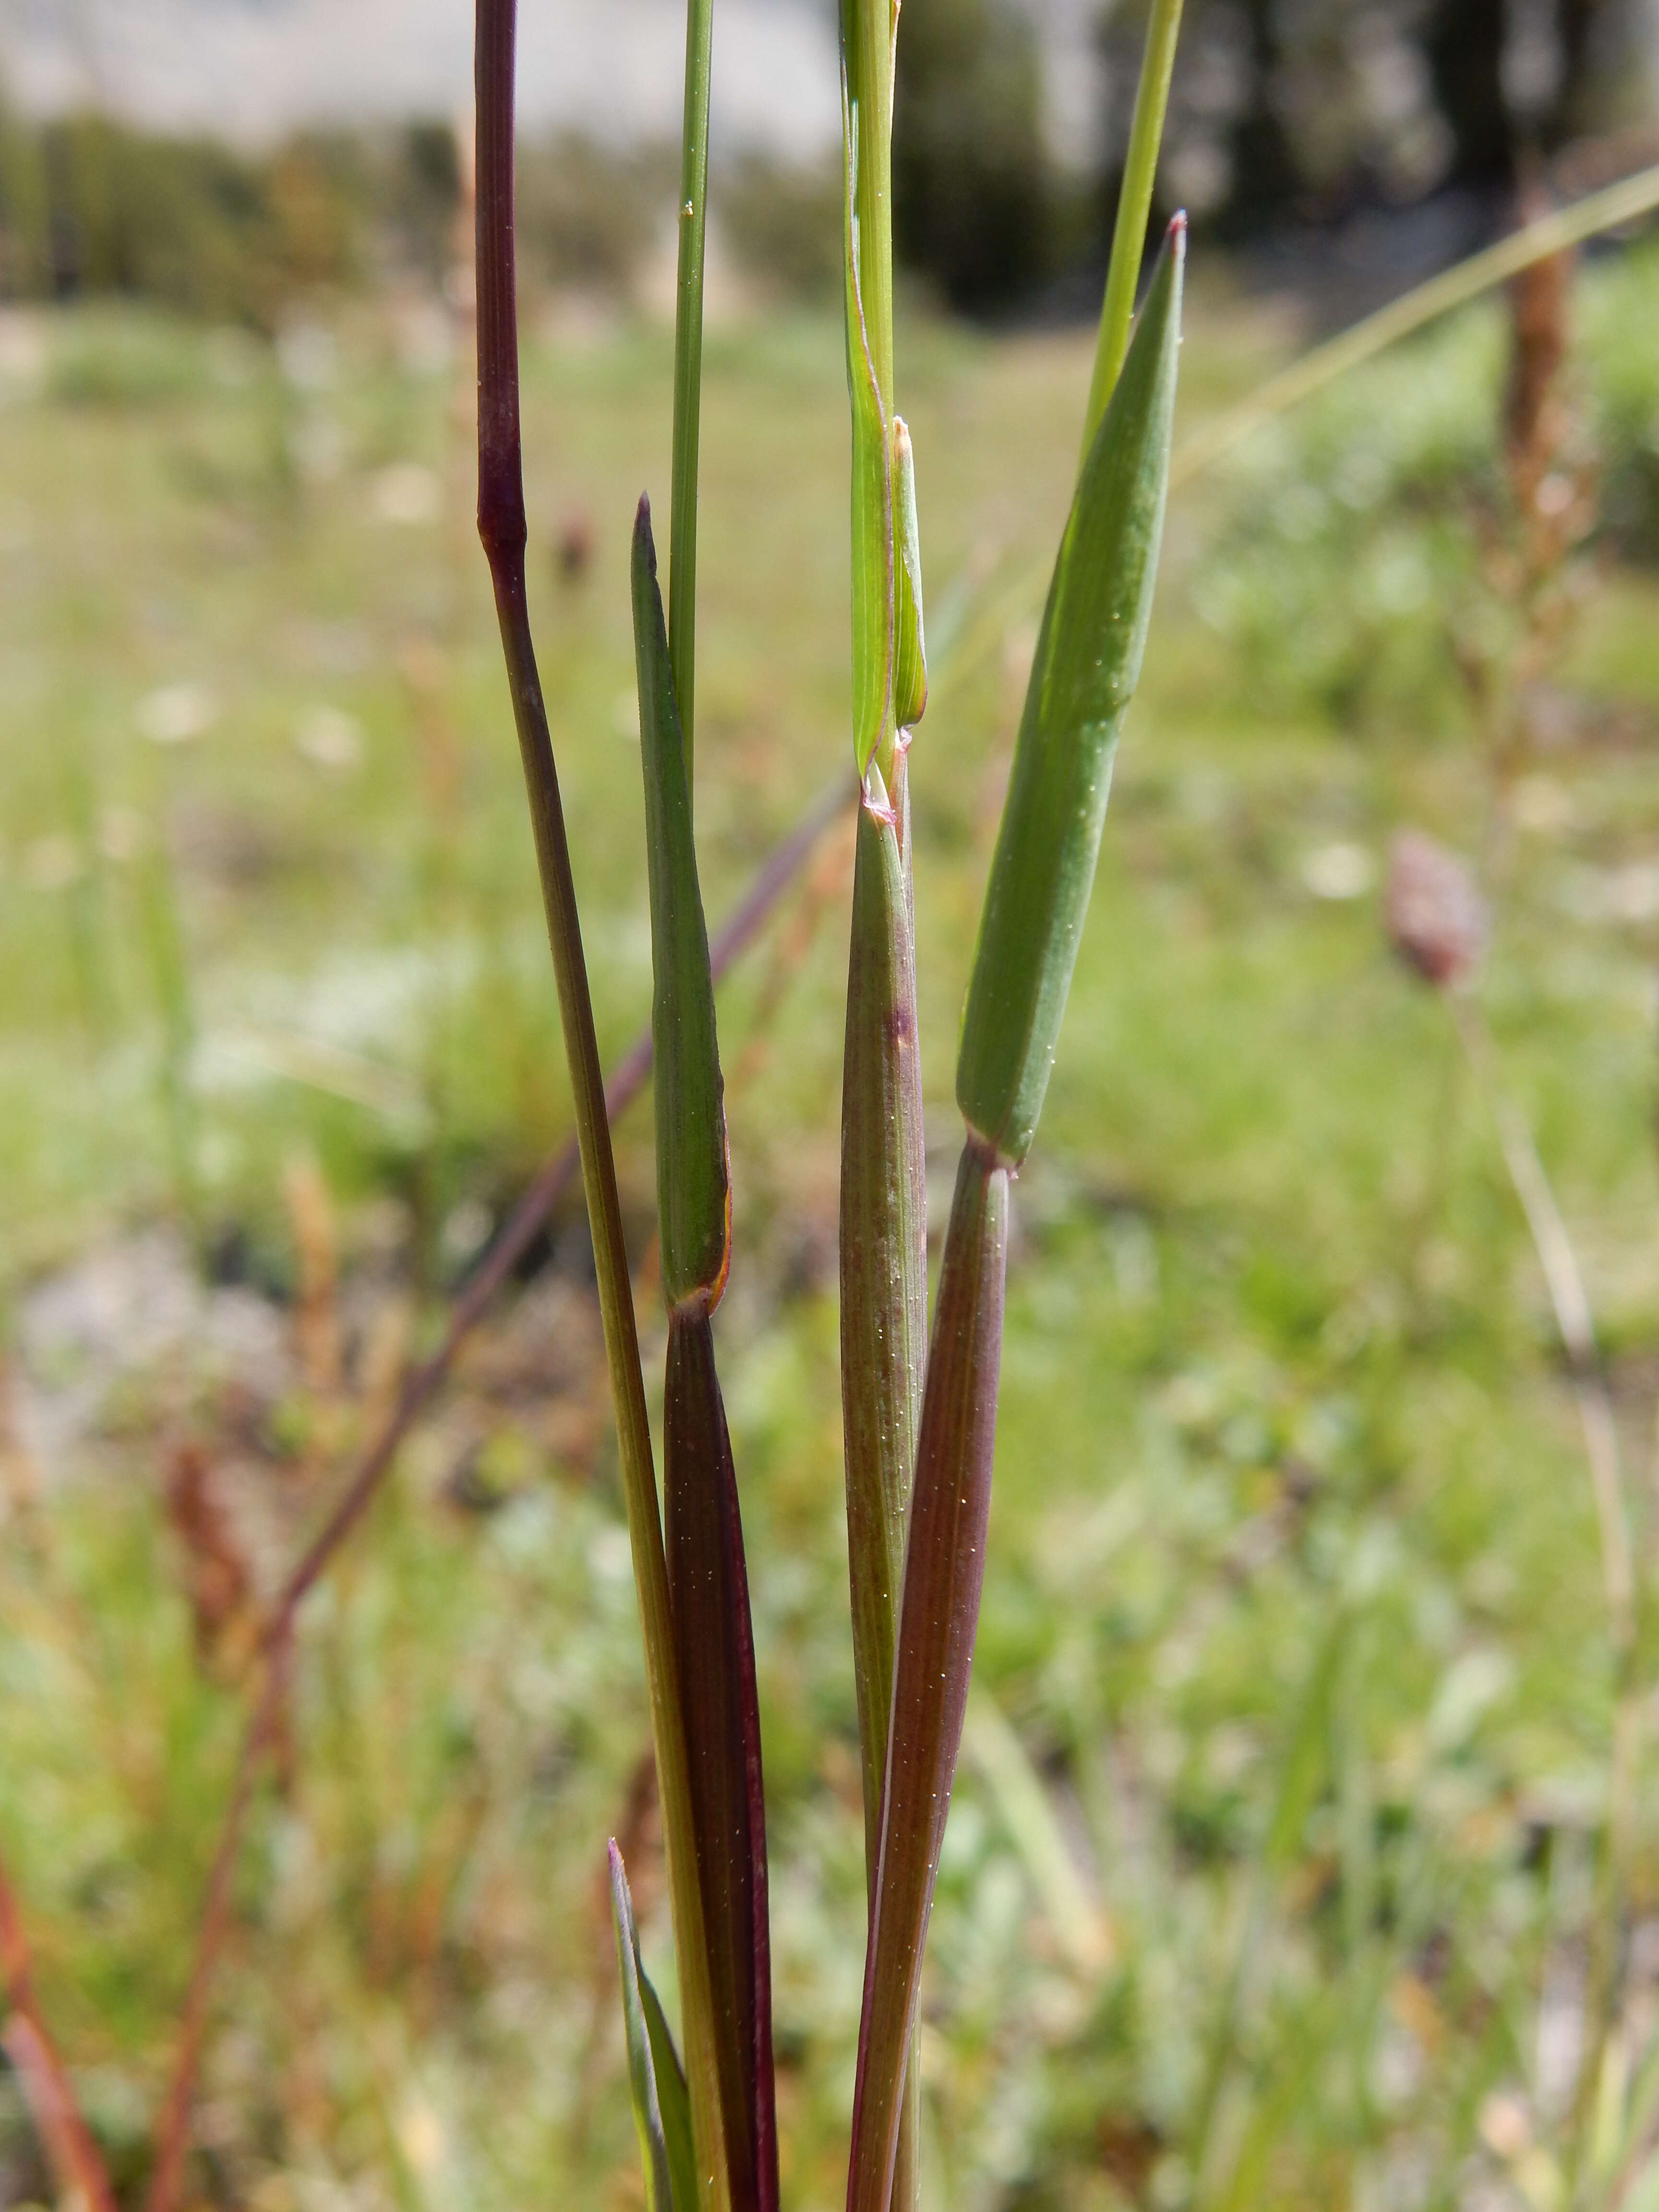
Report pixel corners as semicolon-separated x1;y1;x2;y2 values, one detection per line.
840;758;928;1883
846;1142;1009;2212
664;1310;779;2212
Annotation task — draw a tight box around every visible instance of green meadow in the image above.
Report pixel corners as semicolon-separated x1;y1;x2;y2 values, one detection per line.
6;240;1659;2207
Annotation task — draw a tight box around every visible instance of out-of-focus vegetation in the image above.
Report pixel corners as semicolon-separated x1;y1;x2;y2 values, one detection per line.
1195;234;1659;721
3;206;1659;2206
2;0;1650;330
0;102;839;327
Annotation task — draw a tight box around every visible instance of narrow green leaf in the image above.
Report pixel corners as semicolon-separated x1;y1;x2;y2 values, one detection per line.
632;495;731;1310
641;1970;699;2212
664;1309;778;2212
609;1841;682;2212
957;216;1184;1167
846;1144;1009;2212
892;419;927;733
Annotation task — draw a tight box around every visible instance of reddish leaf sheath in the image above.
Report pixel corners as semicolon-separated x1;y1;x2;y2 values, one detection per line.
845;1142;1009;2212
840;757;928;1883
664;1308;778;2212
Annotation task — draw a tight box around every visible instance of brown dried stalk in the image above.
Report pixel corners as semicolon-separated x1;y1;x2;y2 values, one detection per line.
0;1849;119;2212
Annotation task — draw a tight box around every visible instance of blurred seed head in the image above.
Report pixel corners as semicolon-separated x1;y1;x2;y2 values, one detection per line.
1386;830;1487;989
1504;226;1570;492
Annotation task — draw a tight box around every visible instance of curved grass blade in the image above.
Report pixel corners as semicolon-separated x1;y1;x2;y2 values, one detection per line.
845;1144;1009;2212
957;216;1184;1169
664;1311;778;2212
632;496;731;1313
610;1841;684;2212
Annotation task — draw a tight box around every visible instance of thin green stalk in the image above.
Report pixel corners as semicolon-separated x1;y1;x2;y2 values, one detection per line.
669;0;713;777
1083;0;1185;449
841;0;899;781
473;8;726;2206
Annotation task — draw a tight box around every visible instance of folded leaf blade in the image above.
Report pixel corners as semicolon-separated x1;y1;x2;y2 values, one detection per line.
632;496;731;1312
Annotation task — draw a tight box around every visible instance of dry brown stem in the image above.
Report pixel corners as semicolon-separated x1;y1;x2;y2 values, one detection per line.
0;1850;120;2212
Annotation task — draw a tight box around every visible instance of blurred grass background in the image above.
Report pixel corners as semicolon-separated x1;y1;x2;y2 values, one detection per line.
5;55;1659;2212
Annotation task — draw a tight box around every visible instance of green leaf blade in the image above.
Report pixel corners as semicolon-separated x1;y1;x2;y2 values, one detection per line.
631;495;732;1310
956;216;1185;1167
609;1841;684;2212
642;1968;699;2212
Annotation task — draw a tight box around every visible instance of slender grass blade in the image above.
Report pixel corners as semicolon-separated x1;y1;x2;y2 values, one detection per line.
632;495;732;1311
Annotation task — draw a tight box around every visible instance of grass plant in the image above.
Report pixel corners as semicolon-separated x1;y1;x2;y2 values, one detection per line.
472;0;1190;2200
5;38;1659;2212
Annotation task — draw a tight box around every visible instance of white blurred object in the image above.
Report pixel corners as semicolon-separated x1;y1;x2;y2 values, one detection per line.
1301;840;1375;901
1512;773;1573;834
137;681;218;744
372;462;441;527
276;321;337;392
0;309;47;391
294;706;365;773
